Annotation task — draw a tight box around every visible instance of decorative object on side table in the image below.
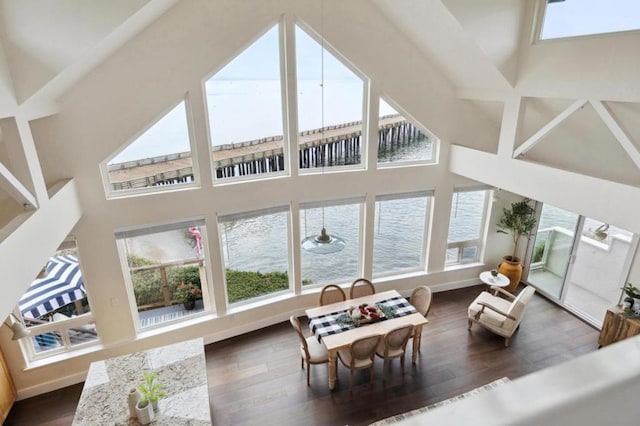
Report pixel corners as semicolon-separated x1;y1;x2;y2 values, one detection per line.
621;282;640;317
176;282;202;310
127;387;142;418
496;198;537;293
138;371;167;411
490;269;498;280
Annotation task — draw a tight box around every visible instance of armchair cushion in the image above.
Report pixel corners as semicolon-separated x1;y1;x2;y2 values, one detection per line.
468;291;513;328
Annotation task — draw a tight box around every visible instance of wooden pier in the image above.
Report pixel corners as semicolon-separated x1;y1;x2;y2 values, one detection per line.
108;114;426;190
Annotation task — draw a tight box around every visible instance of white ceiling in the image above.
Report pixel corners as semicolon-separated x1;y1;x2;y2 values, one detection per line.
1;0;640;208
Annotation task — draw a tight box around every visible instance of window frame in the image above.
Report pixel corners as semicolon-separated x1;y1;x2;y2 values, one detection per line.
533;0;640;43
299;196;365;287
15;237;100;363
376;96;439;169
445;187;491;267
204;21;291;184
217;205;293;306
100;98;200;199
115;218;212;331
372;191;433;279
294;21;369;175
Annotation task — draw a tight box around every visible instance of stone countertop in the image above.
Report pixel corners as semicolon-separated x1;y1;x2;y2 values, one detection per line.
72;338;211;425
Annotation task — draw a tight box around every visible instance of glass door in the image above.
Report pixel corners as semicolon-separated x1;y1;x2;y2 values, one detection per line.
564;219;638;324
526;203;639;327
526;204;579;299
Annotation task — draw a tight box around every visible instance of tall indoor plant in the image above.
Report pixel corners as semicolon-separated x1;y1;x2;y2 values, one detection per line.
496;198;537;292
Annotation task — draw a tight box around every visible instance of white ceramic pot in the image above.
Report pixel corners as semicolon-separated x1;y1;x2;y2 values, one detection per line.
136;400;155;425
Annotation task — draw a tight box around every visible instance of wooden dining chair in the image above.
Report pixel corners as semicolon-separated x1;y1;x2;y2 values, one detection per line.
289;316;329;386
349;278;375;299
319;284;347;306
375;324;414;381
409;285;432;353
410;285;433;317
337;334;380;390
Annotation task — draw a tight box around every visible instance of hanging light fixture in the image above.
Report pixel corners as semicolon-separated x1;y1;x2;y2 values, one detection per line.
301;0;346;255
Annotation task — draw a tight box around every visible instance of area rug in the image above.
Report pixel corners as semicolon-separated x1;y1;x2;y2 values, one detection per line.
369;377;511;425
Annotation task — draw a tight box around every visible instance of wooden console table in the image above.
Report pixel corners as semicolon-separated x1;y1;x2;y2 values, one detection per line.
598;307;640;348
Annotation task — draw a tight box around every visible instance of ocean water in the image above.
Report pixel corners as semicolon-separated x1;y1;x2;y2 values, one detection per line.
116;81;634;285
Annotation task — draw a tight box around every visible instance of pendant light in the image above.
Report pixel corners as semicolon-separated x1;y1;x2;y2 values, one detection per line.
301;0;346;255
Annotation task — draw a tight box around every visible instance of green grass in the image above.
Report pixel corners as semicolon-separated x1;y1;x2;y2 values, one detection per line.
226;269;290;303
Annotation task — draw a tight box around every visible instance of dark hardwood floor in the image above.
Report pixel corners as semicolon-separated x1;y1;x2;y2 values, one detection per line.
5;285;600;426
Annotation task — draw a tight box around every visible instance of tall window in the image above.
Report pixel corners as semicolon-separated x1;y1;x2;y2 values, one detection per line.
446;188;489;265
116;220;209;329
373;192;431;278
295;25;365;171
378;98;434;165
218;207;291;304
16;237;99;361
300;199;363;285
104;101;194;195
540;0;640;40
206;25;285;180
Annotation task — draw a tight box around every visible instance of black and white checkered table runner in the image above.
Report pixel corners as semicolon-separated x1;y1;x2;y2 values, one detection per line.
309;296;418;342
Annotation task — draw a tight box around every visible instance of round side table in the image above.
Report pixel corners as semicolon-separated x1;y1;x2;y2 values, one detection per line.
479;271;510;288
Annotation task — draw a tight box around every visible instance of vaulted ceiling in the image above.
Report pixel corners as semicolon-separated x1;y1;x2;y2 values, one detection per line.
1;0;639;228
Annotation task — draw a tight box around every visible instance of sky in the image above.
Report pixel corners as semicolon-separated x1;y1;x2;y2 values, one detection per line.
212;24;355;80
542;0;640;39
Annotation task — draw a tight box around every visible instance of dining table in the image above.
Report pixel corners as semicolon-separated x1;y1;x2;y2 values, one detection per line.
305;289;428;390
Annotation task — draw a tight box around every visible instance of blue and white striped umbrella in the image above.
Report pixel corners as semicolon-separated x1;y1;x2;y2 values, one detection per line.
19;255;86;319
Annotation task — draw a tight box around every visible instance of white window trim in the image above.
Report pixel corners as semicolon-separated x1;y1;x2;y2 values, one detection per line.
446;188;491;266
19;312;99;363
372;192;433;278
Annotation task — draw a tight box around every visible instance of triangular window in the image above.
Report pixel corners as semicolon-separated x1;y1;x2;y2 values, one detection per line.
295;25;364;170
205;25;285;181
104;101;194;195
377;98;434;165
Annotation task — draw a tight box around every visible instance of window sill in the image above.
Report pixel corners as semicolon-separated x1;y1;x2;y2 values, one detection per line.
226;291;297;315
444;262;486;272
24;342;105;371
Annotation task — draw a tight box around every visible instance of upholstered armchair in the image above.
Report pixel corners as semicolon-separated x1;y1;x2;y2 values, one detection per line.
468;285;536;347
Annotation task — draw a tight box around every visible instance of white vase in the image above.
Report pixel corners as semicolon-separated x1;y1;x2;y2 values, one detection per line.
136;400;155;425
127;388;141;418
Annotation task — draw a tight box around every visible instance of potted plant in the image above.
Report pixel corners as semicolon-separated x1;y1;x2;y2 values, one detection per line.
496;198;537;292
621;282;640;313
176;282;202;310
138;371;167;411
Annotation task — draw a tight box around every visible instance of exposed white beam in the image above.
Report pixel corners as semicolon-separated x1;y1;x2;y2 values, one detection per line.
513;99;587;158
450;145;640;235
0;179;80;321
590;100;640;170
0;160;36;208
